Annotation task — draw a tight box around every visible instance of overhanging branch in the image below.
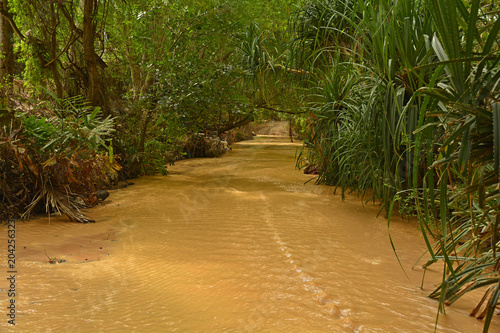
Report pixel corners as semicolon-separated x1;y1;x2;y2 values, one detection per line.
0;8;26;41
218;114;253;133
257;104;308;115
44;33;79;68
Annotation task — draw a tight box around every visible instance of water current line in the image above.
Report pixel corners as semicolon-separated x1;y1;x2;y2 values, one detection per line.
258;193;359;332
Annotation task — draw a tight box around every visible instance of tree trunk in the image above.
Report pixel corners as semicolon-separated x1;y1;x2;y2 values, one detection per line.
140;67;155;97
83;0;100;106
49;2;63;98
0;0;14;86
124;44;142;100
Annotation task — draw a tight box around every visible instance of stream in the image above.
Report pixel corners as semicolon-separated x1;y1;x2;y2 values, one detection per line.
1;136;498;332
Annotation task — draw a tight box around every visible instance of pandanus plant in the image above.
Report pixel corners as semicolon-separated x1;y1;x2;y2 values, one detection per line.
414;0;500;330
292;0;500;330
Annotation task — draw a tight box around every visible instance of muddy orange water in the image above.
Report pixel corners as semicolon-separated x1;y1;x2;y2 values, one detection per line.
1;136;498;332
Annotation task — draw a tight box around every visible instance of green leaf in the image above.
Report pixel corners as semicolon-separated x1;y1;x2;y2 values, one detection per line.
493;103;500;175
109;144;114;163
483;282;500;333
457;126;471;174
482;16;500;56
464;0;480;58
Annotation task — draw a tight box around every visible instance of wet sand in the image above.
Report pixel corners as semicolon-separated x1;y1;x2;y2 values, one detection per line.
13;215;119;263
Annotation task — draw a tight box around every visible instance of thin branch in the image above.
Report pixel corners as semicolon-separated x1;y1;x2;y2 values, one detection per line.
58;3;83;37
169;19;199;52
0;9;26;41
44;33;79;68
218;114;253;133
257;104;308;115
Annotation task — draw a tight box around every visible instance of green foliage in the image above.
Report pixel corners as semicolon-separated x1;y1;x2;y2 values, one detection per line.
104;0;268;176
1;94;119;222
7;0;301;180
15;42;44;92
292;0;500;330
291;0;360;58
4;0;500;329
20;96;115;156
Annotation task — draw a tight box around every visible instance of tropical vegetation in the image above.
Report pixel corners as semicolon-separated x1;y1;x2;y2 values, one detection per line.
0;0;499;330
0;0;295;221
288;0;500;331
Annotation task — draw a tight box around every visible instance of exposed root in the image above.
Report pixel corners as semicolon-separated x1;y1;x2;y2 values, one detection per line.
22;181;95;223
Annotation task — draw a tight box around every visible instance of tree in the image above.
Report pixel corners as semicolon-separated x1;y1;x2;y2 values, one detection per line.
82;0;102;108
5;0;109;108
0;0;14;85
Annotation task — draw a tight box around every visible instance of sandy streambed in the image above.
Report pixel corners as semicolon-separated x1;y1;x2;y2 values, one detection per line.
0;136;498;333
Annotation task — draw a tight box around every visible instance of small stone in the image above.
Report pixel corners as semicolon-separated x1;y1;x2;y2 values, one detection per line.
96;190;110;201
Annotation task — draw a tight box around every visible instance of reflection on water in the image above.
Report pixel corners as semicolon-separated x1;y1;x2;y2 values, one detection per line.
0;136;497;332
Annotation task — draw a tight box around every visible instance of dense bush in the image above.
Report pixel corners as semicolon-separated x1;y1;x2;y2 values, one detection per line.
292;0;500;329
0;96;119;222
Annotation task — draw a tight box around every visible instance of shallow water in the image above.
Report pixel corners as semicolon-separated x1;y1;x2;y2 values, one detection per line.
1;136;498;332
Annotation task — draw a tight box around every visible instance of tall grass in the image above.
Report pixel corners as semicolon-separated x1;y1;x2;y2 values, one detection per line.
292;0;500;330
